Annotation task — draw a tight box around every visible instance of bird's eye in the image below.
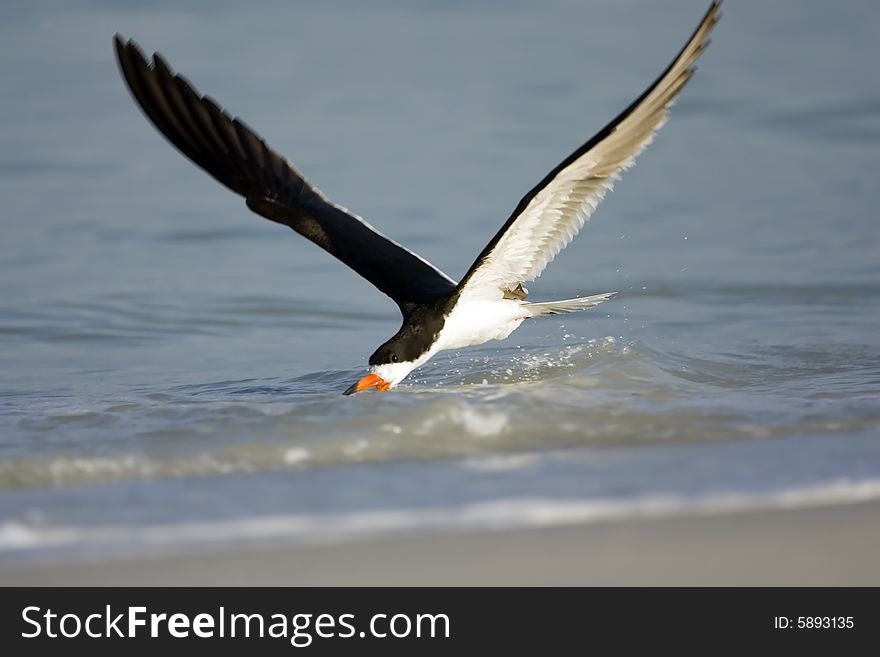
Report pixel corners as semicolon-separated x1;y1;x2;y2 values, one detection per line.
391;354;399;363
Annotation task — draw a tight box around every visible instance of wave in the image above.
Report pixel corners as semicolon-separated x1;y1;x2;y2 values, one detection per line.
3;477;880;558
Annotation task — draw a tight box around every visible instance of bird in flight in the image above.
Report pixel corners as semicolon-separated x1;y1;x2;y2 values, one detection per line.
114;2;720;394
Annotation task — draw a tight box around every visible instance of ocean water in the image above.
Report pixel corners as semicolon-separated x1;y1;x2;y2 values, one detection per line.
1;0;879;563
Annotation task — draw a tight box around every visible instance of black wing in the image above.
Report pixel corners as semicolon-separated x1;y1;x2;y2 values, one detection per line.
114;36;457;311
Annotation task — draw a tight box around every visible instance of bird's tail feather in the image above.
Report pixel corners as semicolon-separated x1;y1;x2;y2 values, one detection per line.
524;292;617;317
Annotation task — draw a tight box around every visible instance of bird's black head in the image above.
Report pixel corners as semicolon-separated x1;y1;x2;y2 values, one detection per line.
346;303;449;394
347;334;425;395
368;310;444;366
368;340;404;366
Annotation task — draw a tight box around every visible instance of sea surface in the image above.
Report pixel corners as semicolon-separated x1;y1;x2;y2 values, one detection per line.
1;0;879;564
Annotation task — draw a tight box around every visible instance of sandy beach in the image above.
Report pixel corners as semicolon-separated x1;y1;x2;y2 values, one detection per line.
3;499;878;586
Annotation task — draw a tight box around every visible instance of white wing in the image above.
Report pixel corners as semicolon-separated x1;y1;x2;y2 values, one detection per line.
458;1;721;301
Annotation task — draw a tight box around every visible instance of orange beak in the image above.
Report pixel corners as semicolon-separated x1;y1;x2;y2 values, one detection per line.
343;372;392;396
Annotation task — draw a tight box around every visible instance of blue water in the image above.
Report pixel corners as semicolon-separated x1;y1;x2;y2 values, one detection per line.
1;0;879;562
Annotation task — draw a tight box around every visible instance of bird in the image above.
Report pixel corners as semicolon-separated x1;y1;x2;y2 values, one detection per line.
114;2;720;395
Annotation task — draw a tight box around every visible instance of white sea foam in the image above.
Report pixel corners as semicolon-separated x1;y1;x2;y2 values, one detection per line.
3;478;880;557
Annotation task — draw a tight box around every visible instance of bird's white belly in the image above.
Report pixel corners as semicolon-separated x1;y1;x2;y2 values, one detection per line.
435;299;527;351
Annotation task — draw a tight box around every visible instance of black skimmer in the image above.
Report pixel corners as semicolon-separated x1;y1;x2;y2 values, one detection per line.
114;2;720;394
